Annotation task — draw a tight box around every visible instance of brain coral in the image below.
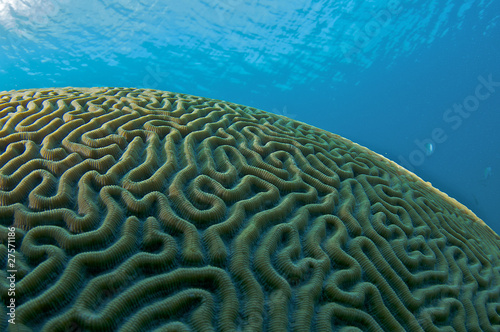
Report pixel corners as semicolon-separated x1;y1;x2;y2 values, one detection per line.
0;87;500;331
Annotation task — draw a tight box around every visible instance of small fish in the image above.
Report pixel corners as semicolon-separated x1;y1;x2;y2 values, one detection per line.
424;142;434;156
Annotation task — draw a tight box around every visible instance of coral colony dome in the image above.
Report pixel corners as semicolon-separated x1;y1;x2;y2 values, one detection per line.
1;87;499;331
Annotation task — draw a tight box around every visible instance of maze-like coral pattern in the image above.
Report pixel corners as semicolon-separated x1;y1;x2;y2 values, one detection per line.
1;87;500;331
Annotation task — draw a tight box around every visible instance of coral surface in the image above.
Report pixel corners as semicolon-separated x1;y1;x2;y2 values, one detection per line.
1;87;499;331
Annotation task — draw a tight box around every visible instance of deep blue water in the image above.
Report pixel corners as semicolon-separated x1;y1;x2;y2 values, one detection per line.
1;0;499;233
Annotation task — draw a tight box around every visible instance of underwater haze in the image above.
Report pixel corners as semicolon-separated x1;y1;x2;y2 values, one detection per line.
0;0;499;233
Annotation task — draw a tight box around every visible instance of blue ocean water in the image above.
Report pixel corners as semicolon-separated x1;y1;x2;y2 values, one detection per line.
1;0;499;233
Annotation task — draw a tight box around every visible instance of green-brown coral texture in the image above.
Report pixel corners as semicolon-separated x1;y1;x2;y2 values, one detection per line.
1;87;500;331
